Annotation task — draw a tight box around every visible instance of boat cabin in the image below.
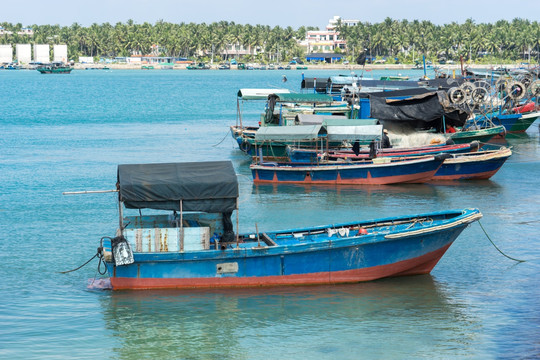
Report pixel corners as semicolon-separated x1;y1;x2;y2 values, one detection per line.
115;161;239;254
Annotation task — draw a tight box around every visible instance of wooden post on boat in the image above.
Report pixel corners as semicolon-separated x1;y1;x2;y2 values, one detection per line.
255;223;260;247
179;200;183;251
237;97;243;128
236;198;239;248
118;200;124;232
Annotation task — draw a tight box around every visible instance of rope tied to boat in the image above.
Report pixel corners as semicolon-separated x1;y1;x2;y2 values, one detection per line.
58;238;109;274
212;130;231;147
478;220;526;262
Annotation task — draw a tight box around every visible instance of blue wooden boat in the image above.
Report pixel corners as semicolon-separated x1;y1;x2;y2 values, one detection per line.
468;109;540;134
251;154;448;185
431;147;512;180
95;160;481;289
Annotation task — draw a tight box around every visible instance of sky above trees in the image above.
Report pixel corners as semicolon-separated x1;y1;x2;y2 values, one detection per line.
2;0;539;29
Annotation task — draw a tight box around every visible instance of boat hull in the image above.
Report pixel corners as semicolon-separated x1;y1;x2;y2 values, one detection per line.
105;209;480;290
450;125;505;144
251;156;445;185
432;148;512;180
471;110;540;134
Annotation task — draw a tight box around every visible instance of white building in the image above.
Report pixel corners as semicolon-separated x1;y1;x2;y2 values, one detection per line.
0;26;13;36
34;44;50;63
79;56;94;64
0;45;13;63
16;44;32;64
300;15;359;53
53;44;68;63
17;27;34;36
326;15;360;30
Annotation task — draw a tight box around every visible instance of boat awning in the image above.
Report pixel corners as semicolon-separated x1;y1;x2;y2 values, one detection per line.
294;114;348;125
254;125;324;141
269;93;334;104
237;88;290;100
322;118;379;127
117;161;239;213
326;125;383;142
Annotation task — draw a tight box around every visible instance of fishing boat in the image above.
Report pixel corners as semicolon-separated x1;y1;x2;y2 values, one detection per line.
89;160;481;290
449;125;506;144
187;62;210;70
431;147;512;180
250;154;449;185
470;108;540;134
36;62;73;74
237;121;380;159
380;75;410;81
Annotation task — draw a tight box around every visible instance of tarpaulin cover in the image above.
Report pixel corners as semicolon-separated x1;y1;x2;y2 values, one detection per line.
118;161;239;213
294;114;347;125
269;93;334;104
368;90;468;130
255;125;323;141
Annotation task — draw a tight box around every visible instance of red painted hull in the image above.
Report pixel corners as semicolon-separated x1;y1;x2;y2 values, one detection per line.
109;243;452;290
252;169;439;185
432;169;499;180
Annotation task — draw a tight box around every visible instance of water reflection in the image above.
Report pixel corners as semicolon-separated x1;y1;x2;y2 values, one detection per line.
99;276;481;359
252;182;438;197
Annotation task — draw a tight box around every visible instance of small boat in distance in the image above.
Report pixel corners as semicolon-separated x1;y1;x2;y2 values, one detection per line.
187;62;210;70
36;62;73;74
75;160;482;290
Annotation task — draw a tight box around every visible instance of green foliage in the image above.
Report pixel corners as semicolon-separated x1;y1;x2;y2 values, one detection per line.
0;18;538;64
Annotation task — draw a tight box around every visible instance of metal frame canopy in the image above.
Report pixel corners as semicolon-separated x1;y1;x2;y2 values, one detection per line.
117;161;239;213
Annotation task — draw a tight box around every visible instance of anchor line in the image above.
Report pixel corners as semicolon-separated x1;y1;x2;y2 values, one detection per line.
212;130;231;147
478;220;526;262
59;237;109;274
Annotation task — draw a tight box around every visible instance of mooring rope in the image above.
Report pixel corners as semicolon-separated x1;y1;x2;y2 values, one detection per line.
58;252;100;274
212;130;231;147
478;220;526;262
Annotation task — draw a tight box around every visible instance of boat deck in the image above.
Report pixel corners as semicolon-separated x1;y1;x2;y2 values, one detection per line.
118;211;469;254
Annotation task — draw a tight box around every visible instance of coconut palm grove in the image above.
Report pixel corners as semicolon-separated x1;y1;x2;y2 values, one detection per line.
0;17;538;64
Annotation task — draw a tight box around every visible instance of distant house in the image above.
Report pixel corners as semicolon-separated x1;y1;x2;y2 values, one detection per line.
306;53;345;63
299;16;358;53
18;27;34;36
0;27;13;36
123;55;188;64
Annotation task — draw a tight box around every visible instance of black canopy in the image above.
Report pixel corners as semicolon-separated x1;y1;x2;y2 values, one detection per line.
117;161;239;213
368;90;469;131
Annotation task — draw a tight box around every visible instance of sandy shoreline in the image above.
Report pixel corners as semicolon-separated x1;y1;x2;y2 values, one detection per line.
74;63;524;71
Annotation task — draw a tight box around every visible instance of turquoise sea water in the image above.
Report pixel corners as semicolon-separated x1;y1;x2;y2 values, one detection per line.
1;68;539;359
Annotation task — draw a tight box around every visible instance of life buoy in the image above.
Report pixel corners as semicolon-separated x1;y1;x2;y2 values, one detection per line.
240;141;252;153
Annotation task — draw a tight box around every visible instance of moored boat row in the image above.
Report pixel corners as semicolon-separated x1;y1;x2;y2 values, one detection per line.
67;69;537;291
